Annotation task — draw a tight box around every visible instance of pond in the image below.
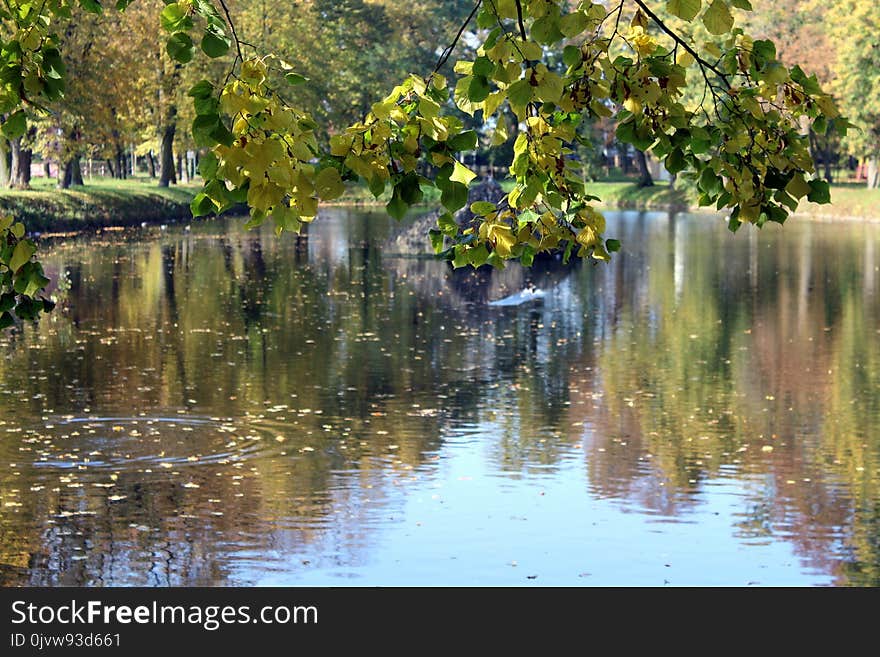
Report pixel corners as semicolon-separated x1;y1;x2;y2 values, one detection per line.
1;208;878;586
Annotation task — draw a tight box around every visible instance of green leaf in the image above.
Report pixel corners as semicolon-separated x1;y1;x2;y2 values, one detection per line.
470;201;497;216
188;79;214;99
559;11;589;38
199;151;219;179
193;94;218;116
664;149;686;175
0;292;14;312
606;239;622;252
398;173;423;206
429;229;444;254
166;33;195;63
80;0;103;14
161;3;192;32
201;30;230;58
1;110;27;139
698;166;723;196
315;167;345;200
438;212;458;236
562;45;581;68
192;114;220;146
507;79;533;113
729;0;752;8
9;240;35;272
285;73;308;86
0;311;13;330
667;0;701;21
751;39;776;65
440;180;468;213
448;130;478;152
467;75;490;103
807;179;830;204
702;0;734;35
191;193;217;217
386;188;408;220
473;56;494;78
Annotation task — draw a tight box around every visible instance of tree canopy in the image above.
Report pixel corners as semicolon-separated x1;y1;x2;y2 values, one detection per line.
0;0;847;328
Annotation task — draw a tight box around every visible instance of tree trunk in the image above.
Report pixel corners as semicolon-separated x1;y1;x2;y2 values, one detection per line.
159;123;176;187
147;150;156;178
58;156;84;189
867;157;879;190
106;158;115;178
635;149;654;188
15;145;31;187
8;137;27;187
43;161;51;179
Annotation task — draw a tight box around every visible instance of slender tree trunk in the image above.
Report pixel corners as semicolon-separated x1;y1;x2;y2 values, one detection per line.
115;145;126;179
177;151;188;183
147;150;156;178
43;161;51;179
635;149;654;188
823;141;833;183
9;137;20;187
867;157;879;190
159;123;176;187
106;158;115;178
0;140;10;188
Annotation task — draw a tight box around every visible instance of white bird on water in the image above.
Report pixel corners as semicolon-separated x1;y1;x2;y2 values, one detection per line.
488;284;546;307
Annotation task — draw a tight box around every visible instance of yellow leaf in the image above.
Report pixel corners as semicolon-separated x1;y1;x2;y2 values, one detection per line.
450;160;477;186
247;180;284;212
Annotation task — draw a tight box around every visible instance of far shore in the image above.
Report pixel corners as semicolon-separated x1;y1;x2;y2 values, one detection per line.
2;175;878;236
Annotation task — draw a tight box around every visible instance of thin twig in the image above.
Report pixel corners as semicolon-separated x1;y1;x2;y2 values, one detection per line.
432;0;482;76
630;0;731;88
217;0;244;64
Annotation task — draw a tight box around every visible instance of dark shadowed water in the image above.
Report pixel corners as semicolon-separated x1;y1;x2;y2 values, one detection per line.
1;208;878;586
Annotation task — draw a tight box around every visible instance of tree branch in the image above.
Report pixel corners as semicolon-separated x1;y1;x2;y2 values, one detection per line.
514;0;527;40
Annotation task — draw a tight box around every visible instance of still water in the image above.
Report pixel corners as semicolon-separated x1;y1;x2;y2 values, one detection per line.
1;208;878;586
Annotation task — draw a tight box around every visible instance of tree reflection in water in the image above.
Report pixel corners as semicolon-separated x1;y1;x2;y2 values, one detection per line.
0;209;877;585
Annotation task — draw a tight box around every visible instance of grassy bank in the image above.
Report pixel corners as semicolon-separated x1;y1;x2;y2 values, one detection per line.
0;176;199;233
586;179;880;219
2;174;878;236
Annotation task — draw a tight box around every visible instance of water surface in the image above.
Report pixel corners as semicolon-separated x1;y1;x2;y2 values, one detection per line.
1;208;878;586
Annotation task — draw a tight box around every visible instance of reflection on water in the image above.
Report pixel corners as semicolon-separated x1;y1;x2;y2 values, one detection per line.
1;208;878;586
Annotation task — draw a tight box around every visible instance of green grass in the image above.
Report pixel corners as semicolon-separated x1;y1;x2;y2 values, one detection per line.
797;182;880;219
0;175;200;232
